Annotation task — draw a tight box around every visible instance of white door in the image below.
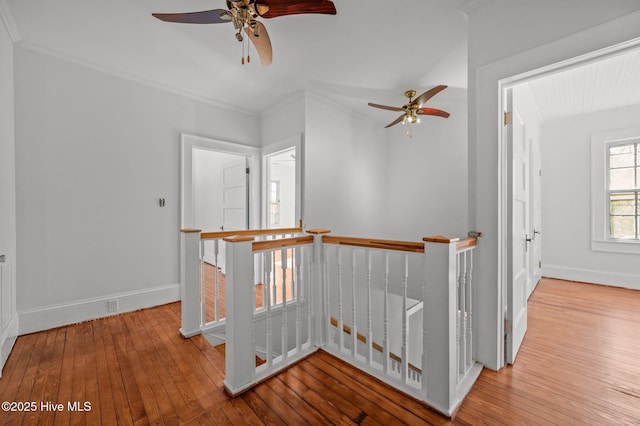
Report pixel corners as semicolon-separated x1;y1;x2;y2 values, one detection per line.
222;158;250;232
530;135;543;297
505;88;529;364
215;158;249;273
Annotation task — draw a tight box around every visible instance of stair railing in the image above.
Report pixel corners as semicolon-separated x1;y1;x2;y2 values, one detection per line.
179;225;303;338
186;227;482;417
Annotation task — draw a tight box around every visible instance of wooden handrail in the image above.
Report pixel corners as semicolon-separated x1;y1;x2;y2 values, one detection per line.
322;235;425;253
252;235;314;252
330;317;422;374
456;237;477;251
201;226;302;240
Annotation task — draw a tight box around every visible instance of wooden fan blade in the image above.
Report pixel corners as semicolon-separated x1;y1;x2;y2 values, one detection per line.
152;9;232;24
245;21;273;66
385;115;405;128
259;0;336;18
412;85;448;107
368;102;403;112
417;107;450;118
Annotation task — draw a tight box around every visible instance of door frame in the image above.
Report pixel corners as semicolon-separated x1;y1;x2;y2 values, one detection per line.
497;37;640;368
180;133;260;230
261;134;304;229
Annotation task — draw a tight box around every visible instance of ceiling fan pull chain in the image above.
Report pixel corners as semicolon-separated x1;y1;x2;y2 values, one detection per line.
247;34;251;63
241;36;245;64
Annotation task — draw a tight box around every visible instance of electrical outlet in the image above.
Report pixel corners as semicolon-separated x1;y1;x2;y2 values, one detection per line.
107;299;118;313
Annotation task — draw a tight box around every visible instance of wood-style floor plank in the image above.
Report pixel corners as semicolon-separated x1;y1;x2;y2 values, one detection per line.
1;278;639;425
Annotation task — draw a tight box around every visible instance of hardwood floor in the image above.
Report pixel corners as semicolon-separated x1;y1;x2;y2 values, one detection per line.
1;278;639;425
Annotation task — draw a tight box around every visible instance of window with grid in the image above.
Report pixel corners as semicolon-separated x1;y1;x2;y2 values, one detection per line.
608;140;640;240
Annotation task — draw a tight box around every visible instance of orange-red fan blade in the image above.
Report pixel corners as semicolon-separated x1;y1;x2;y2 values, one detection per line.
412;85;447;107
258;0;336;18
245;21;273;66
367;103;403;112
417;107;450;118
385;115;405;128
152;9;231;24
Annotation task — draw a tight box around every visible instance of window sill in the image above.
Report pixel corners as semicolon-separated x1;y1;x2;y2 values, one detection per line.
591;239;640;254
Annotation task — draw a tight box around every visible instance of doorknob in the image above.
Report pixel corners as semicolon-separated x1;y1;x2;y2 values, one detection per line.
525;234;532;252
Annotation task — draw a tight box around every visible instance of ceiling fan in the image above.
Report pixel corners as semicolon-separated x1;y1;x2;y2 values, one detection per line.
152;0;337;66
368;85;451;130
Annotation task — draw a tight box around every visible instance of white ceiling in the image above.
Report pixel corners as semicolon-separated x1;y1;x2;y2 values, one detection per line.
6;0;639;125
4;0;471;122
524;46;640;123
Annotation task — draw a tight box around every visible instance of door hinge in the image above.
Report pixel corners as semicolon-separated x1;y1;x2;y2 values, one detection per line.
504;319;512;334
246;167;250;174
504;111;512;126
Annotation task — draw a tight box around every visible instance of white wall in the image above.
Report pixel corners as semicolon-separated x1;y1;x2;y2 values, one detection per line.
14;46;260;334
468;2;640;370
261;94;305;149
303;92;388;236
0;13;18;376
541;104;640;289
384;95;468;241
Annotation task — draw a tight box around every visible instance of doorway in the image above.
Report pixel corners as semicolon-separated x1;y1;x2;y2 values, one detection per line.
261;134;303;228
498;38;640;366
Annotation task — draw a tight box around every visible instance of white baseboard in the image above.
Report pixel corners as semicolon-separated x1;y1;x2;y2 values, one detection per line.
0;313;18;378
542;264;640;291
18;283;180;335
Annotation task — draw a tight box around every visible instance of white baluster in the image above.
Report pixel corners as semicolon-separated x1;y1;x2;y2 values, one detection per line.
295;246;302;353
456;252;462;381
307;245;314;346
265;251;273;367
200;239;206;327
281;248;288;362
401;254;408;383
351;249;357;358
467;250;474;366
272;245;277;308
382;252;390;374
336;247;344;352
459;251;467;375
214;239;220;322
324;245;331;348
366;250;373;365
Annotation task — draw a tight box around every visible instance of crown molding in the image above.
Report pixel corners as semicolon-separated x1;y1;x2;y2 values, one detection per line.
0;0;20;42
16;41;259;118
458;0;494;19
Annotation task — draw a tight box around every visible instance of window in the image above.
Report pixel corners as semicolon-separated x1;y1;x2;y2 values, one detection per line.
270;180;280;225
591;127;640;254
608;141;640;240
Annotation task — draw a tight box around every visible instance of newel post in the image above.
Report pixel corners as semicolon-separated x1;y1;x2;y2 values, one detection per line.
306;229;331;347
223;235;255;396
180;229;202;338
423;235;459;416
